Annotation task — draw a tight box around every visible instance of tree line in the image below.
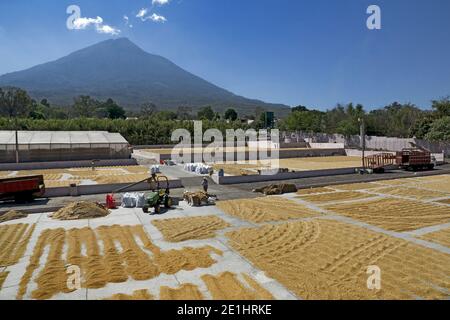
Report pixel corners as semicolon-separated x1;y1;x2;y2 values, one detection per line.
0;117;256;146
0;86;449;144
0;87;256;145
278;99;450;142
0;87;243;122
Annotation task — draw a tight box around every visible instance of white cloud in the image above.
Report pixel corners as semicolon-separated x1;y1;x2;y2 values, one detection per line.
136;8;148;20
135;2;169;24
96;24;120;35
136;8;167;23
73;16;103;30
152;0;170;5
123;15;133;28
72;15;120;35
148;13;167;22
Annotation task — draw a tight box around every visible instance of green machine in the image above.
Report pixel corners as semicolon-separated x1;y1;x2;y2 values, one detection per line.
142;175;173;214
112;173;174;215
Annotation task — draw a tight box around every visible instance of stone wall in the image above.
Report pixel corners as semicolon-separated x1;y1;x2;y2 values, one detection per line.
282;131;450;154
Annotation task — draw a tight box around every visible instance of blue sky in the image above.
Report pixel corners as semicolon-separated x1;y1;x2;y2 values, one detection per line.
0;0;449;110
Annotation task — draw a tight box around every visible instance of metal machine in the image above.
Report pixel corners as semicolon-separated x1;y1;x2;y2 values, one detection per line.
141;175;173;214
110;174;174;214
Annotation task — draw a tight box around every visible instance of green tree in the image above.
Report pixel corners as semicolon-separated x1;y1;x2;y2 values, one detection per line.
40;98;50;108
155;111;177;121
324;104;347;133
324;103;365;136
48;107;69;120
224;108;238;121
73;96;99;118
140;103;158;119
100;98;126;119
292;105;309;113
425;116;450;141
366;102;424;137
177;106;192;120
410;115;434;139
278;110;324;132
0;87;32;117
336;119;359;136
197;106;215;120
431;97;450;117
29;100;47;120
253;111;266;130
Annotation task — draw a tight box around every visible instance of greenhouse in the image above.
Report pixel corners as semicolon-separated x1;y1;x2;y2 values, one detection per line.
0;131;131;162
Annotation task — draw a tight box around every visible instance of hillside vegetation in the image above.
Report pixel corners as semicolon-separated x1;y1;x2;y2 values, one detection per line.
0;86;448;145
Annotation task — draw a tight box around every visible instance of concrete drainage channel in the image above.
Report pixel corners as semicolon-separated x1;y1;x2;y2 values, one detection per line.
212;167;360;185
43;179;183;197
211;164;450;186
225;165;450;193
0;205;66;216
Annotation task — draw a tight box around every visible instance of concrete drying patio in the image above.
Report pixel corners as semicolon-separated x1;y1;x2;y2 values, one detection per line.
0;201;296;300
0;174;449;300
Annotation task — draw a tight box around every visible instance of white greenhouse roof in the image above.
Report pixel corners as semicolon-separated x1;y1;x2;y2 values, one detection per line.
0;131;129;145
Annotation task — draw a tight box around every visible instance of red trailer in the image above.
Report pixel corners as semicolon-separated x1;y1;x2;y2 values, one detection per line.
363;153;396;173
0;175;46;202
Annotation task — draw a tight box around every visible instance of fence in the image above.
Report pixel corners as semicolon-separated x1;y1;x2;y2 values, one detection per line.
282;132;450;154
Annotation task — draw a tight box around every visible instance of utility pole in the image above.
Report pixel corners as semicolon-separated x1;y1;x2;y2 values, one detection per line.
359;118;366;168
14;117;20;163
15;129;19;163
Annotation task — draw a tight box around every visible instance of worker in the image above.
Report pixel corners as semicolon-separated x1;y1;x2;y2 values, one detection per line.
201;177;209;193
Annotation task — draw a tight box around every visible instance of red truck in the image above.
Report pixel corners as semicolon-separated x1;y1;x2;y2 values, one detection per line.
0;175;46;202
364;147;435;172
396;148;435;171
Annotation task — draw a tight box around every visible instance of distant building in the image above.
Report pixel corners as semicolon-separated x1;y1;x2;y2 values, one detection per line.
0;131;131;163
239;118;255;125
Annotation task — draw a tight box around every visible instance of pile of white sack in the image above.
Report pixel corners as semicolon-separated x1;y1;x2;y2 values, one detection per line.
150;165;161;175
183;163;212;175
121;193;147;208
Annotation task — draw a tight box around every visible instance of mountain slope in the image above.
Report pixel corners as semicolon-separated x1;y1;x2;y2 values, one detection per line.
0;38;290;116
